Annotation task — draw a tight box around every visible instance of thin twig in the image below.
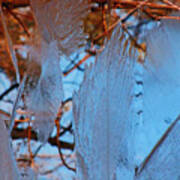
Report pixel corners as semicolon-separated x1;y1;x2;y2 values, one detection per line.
32;144;44;158
122;25;146;52
11;127;74;150
55;115;76;172
0;83;19;100
63;54;85;73
60;123;73;136
27;124;34;167
162;0;180;11
63;54;91;76
4;4;30;36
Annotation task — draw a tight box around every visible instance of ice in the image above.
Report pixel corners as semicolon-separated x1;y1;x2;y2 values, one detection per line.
0;117;20;180
135;19;180;164
25;40;64;141
73;18;180;179
135;116;180;180
27;0;89;141
133;18;180;180
30;0;89;56
73;27;137;180
20;167;37;180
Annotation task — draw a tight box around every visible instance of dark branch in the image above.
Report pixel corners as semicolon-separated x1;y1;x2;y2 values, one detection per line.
11;127;74;151
2;0;30;9
60;123;73;136
0;83;19;100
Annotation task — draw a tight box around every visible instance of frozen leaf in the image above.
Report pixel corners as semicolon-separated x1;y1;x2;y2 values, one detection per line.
0;118;20;180
135;116;180;180
73;27;137;180
30;0;89;56
24;39;64;141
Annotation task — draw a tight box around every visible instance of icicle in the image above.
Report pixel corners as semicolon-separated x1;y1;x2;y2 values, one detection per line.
73;26;137;180
30;0;89;56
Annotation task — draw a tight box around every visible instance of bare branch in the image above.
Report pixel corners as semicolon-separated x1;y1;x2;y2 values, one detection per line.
11;127;75;151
